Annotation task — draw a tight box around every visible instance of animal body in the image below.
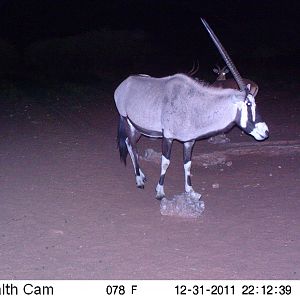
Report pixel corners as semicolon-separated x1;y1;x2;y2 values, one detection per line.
212;65;259;97
114;19;269;200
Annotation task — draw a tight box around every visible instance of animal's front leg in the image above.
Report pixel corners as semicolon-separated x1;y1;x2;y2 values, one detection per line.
183;141;201;199
155;138;173;200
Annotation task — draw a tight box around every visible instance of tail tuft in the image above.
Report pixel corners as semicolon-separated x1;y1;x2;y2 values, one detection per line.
117;116;128;165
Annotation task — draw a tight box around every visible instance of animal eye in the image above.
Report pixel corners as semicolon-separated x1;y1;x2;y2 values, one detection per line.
246;101;251;106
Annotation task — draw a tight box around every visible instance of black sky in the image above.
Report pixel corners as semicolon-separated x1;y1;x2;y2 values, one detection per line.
0;0;299;71
0;0;299;46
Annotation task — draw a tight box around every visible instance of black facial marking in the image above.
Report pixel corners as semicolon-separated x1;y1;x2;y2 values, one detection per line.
247;103;253;122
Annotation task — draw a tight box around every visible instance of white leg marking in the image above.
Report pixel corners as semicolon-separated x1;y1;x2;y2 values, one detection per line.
184;161;201;199
139;169;146;180
251;102;256;122
125;138;146;187
184;161;192;192
155;183;165;199
155;155;170;199
125;138;136;170
161;155;170;175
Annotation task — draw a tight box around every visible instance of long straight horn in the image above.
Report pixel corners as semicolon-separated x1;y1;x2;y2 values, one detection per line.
201;18;246;92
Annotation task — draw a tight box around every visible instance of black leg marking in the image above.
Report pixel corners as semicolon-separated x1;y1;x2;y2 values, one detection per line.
158;174;165;186
162;137;173;160
183;140;195;164
187;175;192;187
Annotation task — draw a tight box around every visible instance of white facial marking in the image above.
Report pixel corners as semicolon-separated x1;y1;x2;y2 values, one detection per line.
251;102;256;121
237;93;257;128
250;122;269;140
237;101;248;128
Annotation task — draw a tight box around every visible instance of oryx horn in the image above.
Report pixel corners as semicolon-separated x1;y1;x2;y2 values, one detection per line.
201;18;246;92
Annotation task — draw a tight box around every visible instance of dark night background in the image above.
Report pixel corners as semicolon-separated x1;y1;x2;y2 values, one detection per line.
0;0;299;84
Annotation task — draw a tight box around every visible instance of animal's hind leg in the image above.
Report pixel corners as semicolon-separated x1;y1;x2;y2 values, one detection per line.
183;140;201;199
156;137;173;200
125;120;146;188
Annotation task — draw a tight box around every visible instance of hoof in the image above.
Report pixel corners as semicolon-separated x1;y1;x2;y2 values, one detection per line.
155;194;165;201
137;184;145;189
155;183;165;201
136;174;146;188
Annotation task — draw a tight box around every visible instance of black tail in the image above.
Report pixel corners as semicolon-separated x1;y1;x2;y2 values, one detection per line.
117;115;128;165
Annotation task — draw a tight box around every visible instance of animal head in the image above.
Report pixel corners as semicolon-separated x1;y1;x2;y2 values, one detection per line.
201;19;268;141
235;85;269;140
213;65;229;80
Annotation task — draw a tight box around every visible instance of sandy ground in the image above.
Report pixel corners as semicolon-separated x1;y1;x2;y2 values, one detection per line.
0;81;299;279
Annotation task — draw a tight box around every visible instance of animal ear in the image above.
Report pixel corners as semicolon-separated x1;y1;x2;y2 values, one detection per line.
213;68;218;73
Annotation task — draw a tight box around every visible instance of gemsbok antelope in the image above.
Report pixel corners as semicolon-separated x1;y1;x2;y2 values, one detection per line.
212;65;259;97
114;18;269;200
213;65;229;80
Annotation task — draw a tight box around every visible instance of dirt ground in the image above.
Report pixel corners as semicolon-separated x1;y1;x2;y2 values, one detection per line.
0;80;299;280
